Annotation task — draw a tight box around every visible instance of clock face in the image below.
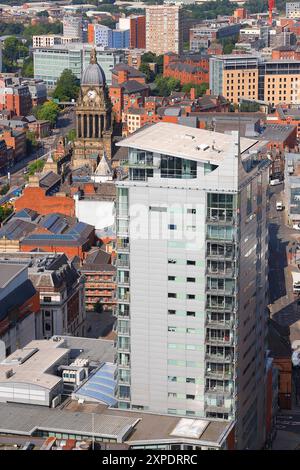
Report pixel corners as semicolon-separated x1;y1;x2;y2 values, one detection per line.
87;90;96;99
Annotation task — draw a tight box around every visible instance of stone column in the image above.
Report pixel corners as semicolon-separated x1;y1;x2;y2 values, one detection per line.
93;115;95;138
87;115;90;138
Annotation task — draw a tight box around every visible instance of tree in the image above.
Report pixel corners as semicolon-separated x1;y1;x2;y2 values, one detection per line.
139;63;154;83
239;102;261;112
66;129;76;143
33;101;60;126
26;130;39;154
22;57;34;78
154;76;181;97
2;36;29;72
27;160;45;176
182;82;209;97
0;205;13;224
52;69;80;103
0;184;9;196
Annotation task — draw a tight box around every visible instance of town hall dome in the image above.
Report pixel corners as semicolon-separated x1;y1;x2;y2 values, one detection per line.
81;48;106;86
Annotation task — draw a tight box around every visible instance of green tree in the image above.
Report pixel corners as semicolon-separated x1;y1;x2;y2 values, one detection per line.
66;129;76;143
2;37;29;72
22;57;34;78
27;159;45;176
139;63;154;83
0;184;10;196
52;69;80;102
33;101;60;126
182;82;209;97
0;205;13;224
154;76;181;97
239;102;260;112
244;0;268;13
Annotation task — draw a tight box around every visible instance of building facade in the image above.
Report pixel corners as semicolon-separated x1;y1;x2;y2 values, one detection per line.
115;122;270;450
210;54;300;106
145;5;183;55
73;48;113;170
33;45;124;87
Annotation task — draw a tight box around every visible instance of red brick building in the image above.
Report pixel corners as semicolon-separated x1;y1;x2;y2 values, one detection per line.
0;77;32;117
129;15;146;49
15;186;75;217
163;53;209;86
271;46;300;60
0;128;27;162
109;66;149;123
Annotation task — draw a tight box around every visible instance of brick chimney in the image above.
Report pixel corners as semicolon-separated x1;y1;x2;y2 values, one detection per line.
190;88;196;100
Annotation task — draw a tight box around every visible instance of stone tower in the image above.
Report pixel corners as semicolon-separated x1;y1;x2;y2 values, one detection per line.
73;48;113;170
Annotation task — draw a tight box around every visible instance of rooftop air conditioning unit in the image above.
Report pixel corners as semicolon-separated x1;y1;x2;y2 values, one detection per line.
5;369;13;379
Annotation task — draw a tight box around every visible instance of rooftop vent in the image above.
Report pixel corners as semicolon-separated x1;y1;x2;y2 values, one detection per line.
197;144;209;151
183;134;195;140
5;369;13;379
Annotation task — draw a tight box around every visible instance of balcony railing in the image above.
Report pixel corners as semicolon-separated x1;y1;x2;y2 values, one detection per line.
205;387;233;397
205;369;233;379
122;159;159;169
204;403;233;415
206;336;233;346
118;293;130;303
205;353;233;363
117;241;130;252
205;319;234;329
206;250;235;260
206;216;236;225
117;260;130;268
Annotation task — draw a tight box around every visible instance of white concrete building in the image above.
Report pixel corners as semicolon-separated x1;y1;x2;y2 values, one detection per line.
286;2;300;18
115;122;270;450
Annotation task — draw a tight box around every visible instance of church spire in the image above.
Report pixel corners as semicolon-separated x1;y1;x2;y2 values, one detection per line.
90;48;97;65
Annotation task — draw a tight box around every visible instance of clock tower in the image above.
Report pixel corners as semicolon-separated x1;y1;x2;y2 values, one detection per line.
73;48;113;170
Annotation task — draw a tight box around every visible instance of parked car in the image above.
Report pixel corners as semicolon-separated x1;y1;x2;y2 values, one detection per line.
293;223;300;230
270;179;282;186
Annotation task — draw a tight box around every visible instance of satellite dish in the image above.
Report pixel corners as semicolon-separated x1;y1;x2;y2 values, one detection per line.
292;350;300;367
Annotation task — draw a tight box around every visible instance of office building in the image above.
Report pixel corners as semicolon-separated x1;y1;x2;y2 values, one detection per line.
112;29;130;49
33;44;124;87
63;15;83;40
88;24;112;48
209;54;300;106
190;23;241;52
146;5;183;55
286;2;300;18
115;122;270;450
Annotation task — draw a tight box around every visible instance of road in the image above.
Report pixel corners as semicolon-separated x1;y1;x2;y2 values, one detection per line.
0;109;75;188
268;183;300;340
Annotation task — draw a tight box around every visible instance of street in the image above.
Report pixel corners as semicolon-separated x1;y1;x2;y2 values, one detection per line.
0;109;75;188
268;183;300;341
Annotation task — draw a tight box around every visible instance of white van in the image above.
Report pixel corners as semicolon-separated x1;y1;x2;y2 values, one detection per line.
276;201;283;211
270;179;281;186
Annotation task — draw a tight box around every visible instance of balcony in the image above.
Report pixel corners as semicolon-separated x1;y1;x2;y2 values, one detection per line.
205;388;233;397
206;301;235;312
205;369;233;380
118;293;130;303
117;260;130;268
206;267;236;277
118;279;130;287
206;216;236;226
206;287;236;296
204;403;233;415
205;319;234;329
205;353;233;363
117;240;130;252
206;335;234;346
121;159;159;169
206;250;235;260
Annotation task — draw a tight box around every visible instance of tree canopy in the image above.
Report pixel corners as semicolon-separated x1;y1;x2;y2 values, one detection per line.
33;101;60;126
2;37;29;72
182;82;209;97
154;76;181;97
52;69;80;103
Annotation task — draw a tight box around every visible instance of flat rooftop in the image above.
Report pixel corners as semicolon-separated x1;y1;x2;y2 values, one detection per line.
0;263;27;289
0;400;234;447
117;122;262;163
0;339;68;390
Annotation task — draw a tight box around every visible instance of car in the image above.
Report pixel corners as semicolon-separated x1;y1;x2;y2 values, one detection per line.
293;224;300;230
270;179;282;186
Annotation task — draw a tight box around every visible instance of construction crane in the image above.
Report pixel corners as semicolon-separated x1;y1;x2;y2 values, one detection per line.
268;0;275;25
